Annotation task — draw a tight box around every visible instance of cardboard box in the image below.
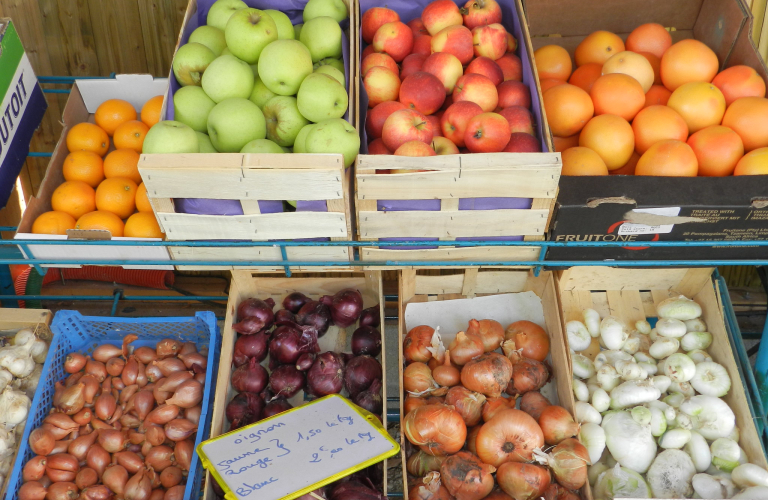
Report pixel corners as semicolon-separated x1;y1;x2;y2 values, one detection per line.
0;19;47;209
524;0;768;261
15;75;172;269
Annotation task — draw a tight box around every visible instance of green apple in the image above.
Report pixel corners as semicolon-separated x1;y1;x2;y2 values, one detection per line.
293;124;315;153
172;42;216;86
303;0;348;23
262;96;309;147
143;121;199;154
314;58;345;73
257;40;313;96
173;86;216;132
201;54;254;103
297;73;348;122
300;17;343;62
188;25;227;56
249;75;277;109
207;0;247;30
221;47;232;56
207;97;266;152
225;8;278;64
305;118;359;167
294;23;303;39
240;138;285;153
264;9;294;40
314;64;345;86
196;132;218;153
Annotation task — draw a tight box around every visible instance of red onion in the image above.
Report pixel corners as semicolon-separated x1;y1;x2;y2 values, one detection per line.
359;305;381;328
274;309;297;326
321;289;364;328
306;352;345;397
345;355;382;397
262;399;293;418
231;357;269;394
282;292;311;313
268;365;305;399
297;301;332;337
226;392;264;426
232;317;268;335
353;379;383;415
233;332;269;367
296;352;316;371
233;298;275;334
329;479;386;500
351;327;382;357
295;488;327;500
269;324;319;364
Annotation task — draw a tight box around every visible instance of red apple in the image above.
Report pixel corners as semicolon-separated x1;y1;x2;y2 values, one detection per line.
432;136;459;154
453;73;498;112
472;24;507;60
382;108;434;151
507;32;518;52
395;140;437;156
496;53;523;81
407;18;429;37
368;138;392;155
461;0;502;30
361;45;376;60
440;93;454;111
497;80;531;109
498;106;534;135
401;53;427;80
503;132;541;152
362;7;400;44
364;66;401;108
399;72;446;115
373;21;414;62
431;25;473;65
422;0;463;36
465;57;504;86
366;101;407;139
412;34;433;56
362;53;399;77
465;112;511;153
441;101;483;147
426;115;442;136
422;52;464;94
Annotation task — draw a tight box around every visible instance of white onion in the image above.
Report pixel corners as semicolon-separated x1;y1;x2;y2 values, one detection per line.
692;473;738;499
592;388;610;412
656;317;687;338
579;422;606;464
638;362;658;377
686;430;712;473
690;361;731;398
664;353;696;382
575;401;602;424
649;337;680;359
572;353;595;379
573;378;589;402
732;463;768;488
610;379;662;410
659;428;691;449
621;334;642;355
646;449;696;498
636;319;652;335
583;308;601;338
567;320;592;352
688;349;714;364
664;392;685;408
631;406;652;425
685;318;707;332
680;395;735;440
634;351;655;364
732;485;768;499
657;295;702;320
596;364;621;391
647;405;667;437
651;375;671;393
594;349;633;369
615;359;648;381
600;316;628;350
681;330;713;351
711;437;741;472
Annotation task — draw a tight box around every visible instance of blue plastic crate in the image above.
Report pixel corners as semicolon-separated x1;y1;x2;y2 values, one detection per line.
5;311;221;500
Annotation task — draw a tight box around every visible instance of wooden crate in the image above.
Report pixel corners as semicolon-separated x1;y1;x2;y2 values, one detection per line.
397;268;571;499
556;266;768;500
201;270;387;500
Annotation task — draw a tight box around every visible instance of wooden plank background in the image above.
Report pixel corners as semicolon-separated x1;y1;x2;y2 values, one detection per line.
0;0;187;232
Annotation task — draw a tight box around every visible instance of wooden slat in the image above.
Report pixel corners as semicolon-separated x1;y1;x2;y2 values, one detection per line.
360;245;540;264
358;209;548;238
138;152;344;169
557;266;715;292
87;0;148;74
413;270;529;295
137;0;186;76
357;152;561;172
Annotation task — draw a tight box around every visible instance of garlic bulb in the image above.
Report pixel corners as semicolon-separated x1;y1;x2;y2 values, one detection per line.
0;370;12;394
30;339;48;364
0;454;14;476
0;342;36;378
0;387;30;428
0;426;16;460
17;365;42;399
11;329;34;347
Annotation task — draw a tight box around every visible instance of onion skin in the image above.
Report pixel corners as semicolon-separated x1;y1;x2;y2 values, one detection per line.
19;481;48;500
76;467;99;490
156;339;182;358
505;321;550;362
538;405;579;446
321;288;363;328
23;456;47;482
404;326;436;364
485;490;513;500
232;333;269;367
461;353;514;398
29;428;56;456
268;365;306;400
506;358;549;396
93;344;123;363
306;352;345;397
86;358;108;382
440;451;496;500
404;404;467;456
174;439;193;471
134;346;157;365
147;404;180;425
145;445;174;471
483;397;516;423
476;409;545;466
86;444;111;476
359;305;381;328
404;396;428;414
236;298;275;332
352;379;383;416
125;468;152;500
103;464;129;498
404;362;438;395
115;451;144;474
65;353;87;374
445;386;486;426
547;438;589;490
409;472;453;500
58;382;86;415
165;379;203;408
47;482;79;500
296;301;332;337
466;425;482;455
448;332;485;366
496;462;551;500
406;450;446;477
432;352;460;387
520;391;551;421
164;418;197;441
160;466;183;488
164;485;185;500
283;292;311;313
467;319;505;353
262;399;293;418
542;484;580;500
345;355;382;397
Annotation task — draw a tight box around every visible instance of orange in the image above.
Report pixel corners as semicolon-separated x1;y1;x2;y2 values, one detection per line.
51;181;96;219
561;147;609;175
639;52;661;85
62;151;104;188
686;125;744;177
95;99;137;136
667;82;726;134
625;23;672;59
534;45;573;82
32;211;76;235
632;105;689;154
635;139;698;176
141;95;164;128
113;120;149;153
734;147;768;175
660;39;719;91
135;183;152;213
95;177;137;219
602;51;655;92
574;31;625;67
66;123;109;157
590;73;645;121
543;83;594;137
722;97;768;151
579;114;634;170
553;134;580;152
712;65;767;106
75;211;125;237
568;63;602;93
644;85;672;107
612;152;640;175
103;149;142;184
124;213;164;238
540;78;567;93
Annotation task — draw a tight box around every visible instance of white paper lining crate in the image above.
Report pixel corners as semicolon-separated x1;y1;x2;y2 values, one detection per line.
137;153;355;271
556;266;768;500
355;154;561;265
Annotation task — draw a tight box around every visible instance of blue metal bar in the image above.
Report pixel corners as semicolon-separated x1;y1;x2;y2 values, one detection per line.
110;290;122;317
533;244;546;277
0;227;16;231
37;75;115;83
0;295;227;301
27;152;52;158
42;89;70;94
280;245;291;277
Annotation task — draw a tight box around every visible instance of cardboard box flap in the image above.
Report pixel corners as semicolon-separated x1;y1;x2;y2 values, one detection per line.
693;0;746;68
727;12;768;82
76;74;167;113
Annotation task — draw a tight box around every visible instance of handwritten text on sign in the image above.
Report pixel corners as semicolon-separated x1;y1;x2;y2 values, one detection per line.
200;396;397;500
